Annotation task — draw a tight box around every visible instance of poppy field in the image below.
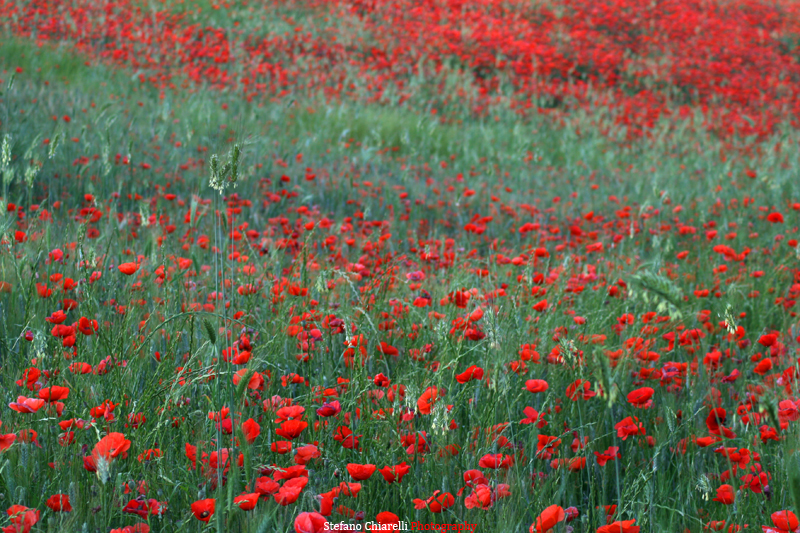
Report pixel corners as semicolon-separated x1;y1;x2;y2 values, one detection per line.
1;0;800;532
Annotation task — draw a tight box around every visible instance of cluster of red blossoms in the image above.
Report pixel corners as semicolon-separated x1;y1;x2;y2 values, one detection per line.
2;0;800;140
1;0;800;531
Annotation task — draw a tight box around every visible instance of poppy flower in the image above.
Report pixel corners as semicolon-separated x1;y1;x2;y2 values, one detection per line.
526;379;549;394
8;397;45;414
274;477;308;505
372;512;400;529
417;386;443;415
754;358;773;375
413;491;454;513
118;262;140;275
566;379;596;401
316;401;341;417
536;435;561;460
464;484;494;510
241;418;260;444
5;505;39;533
0;434;15;452
276;420;308;440
92;432;131;462
45;494;72;512
294;444;322;465
530;504;565;533
38;386;69;402
233;493;259;511
614;417;646;440
347;463;377;480
478;453;513;469
596;520;640;533
594;447;621;466
626;387;654;408
378;462;410;483
456;365;485;384
765;510;799;533
191;499;215;522
109;525;149;533
520;407;539;425
332;426;361;450
294;512;328;533
712;484;735;505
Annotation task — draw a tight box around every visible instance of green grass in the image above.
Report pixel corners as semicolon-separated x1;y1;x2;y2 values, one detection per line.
0;34;798;533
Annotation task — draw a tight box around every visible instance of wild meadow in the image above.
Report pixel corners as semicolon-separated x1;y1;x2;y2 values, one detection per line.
0;0;800;531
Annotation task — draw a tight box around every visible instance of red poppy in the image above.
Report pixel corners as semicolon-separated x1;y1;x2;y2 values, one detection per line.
371;512;400;530
566;379;596;401
456;365;485;384
38;386;69;402
417;386;444;415
0;434;15;453
276;420;308;440
596;520;640;533
530;505;565;533
5;505;40;533
233;493;259;511
712;484;735;505
294;512;328;533
45;494;72;512
626;387;654;408
274;477;308;505
118;262;140;275
767;510;799;533
347;463;376;480
9;396;45;414
525;379;549;394
766;212;784;223
614;417;646;440
191;499;215;522
378;462;410;483
413;491;454;513
92;432;132;462
594;447;621;466
241;418;260;444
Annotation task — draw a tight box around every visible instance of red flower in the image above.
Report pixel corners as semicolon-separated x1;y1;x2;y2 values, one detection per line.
614;417;645;440
767;510;799;533
378;462;410;483
371;512;400;530
456;365;485;384
346;463;376;481
594;447;621;466
412;491;454;513
566;379;596;401
233;493;259;511
190;499;215;523
626;387;654;408
38;386;69;402
596;520;640;533
118;262;140;275
712;484;735;505
417;386;444;415
525;379;549;394
530;505;565;533
92;432;132;463
241;418;260;444
276;420;308;440
5;505;40;533
9;397;45;414
294;512;328;533
0;434;15;453
45;494;71;512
